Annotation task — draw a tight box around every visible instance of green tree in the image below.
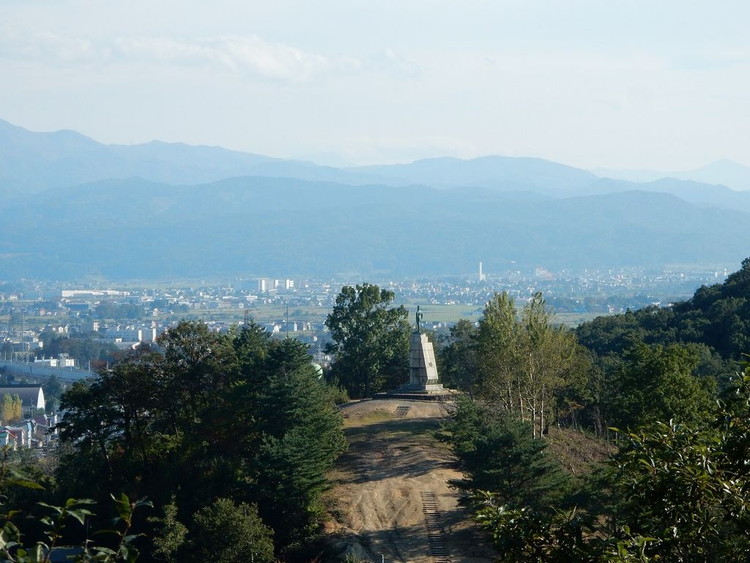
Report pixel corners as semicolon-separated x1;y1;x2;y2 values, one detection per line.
600;419;750;560
447;398;570;511
606;343;715;430
325;283;410;398
250;339;348;547
472;495;590;563
476;292;519;411
476;292;588;436
149;497;188;563
439;319;479;393
520;293;586;437
56;321;346;557
42;375;63;412
183;498;274;563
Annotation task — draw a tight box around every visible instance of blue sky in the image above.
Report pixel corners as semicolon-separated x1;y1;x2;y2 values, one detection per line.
1;1;749;169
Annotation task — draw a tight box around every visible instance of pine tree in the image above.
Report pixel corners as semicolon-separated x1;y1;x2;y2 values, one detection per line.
251;339;347;546
448;398;569;511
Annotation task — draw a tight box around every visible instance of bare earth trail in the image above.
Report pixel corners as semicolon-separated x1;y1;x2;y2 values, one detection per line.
324;399;495;562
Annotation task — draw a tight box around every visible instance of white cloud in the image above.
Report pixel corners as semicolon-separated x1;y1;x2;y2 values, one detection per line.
377;49;421;78
115;35;360;82
0;27;360;82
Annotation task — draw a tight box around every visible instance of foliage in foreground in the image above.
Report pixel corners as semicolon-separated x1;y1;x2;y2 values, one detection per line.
0;480;152;563
53;320;346;559
448;363;750;561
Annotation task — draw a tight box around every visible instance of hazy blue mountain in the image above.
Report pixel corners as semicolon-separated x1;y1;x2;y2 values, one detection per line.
0;119;392;197
594;160;750;191
2;118;749;280
350;155;599;191
0;176;746;280
677;160;750;191
0;119;269;195
580;177;750;213
5;118;747;204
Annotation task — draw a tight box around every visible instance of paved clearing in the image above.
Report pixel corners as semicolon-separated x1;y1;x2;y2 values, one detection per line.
324;399;494;562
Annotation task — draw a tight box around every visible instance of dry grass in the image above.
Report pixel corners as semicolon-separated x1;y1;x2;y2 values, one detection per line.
546;426;615;477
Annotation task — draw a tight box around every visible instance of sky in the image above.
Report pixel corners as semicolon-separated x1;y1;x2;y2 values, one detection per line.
1;1;749;170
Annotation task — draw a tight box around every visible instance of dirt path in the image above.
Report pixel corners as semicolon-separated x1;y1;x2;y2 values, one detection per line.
324;399;494;562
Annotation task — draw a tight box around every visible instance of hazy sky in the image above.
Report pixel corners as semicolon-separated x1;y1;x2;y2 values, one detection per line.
1;1;749;169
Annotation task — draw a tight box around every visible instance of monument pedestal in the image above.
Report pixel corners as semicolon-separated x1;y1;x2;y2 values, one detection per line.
386;331;456;400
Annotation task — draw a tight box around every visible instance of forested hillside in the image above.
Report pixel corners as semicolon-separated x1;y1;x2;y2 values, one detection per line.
0;176;748;279
578;257;750;363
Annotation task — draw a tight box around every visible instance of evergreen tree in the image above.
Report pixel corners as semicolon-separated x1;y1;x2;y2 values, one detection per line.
251;339;347;547
447;398;570;511
325;283;410;397
607;343;715;430
438;318;479;392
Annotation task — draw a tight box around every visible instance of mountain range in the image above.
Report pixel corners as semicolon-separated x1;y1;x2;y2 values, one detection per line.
594;160;750;192
0;118;748;280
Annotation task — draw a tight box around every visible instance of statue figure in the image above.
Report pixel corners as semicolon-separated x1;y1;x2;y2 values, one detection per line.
415;306;423;333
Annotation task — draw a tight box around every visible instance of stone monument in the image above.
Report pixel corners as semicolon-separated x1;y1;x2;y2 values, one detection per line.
389;306;449;398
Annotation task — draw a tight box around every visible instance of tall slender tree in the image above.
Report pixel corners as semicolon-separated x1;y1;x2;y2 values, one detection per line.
476;292;520;412
476;292;588;437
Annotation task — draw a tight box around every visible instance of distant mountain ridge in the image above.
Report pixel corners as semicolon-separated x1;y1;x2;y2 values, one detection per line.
349;155;599;191
0;175;746;280
0;118;279;195
0;118;749;280
1;118;746;200
593;159;750;192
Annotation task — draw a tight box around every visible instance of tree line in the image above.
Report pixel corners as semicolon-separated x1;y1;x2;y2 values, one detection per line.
318;277;735;443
